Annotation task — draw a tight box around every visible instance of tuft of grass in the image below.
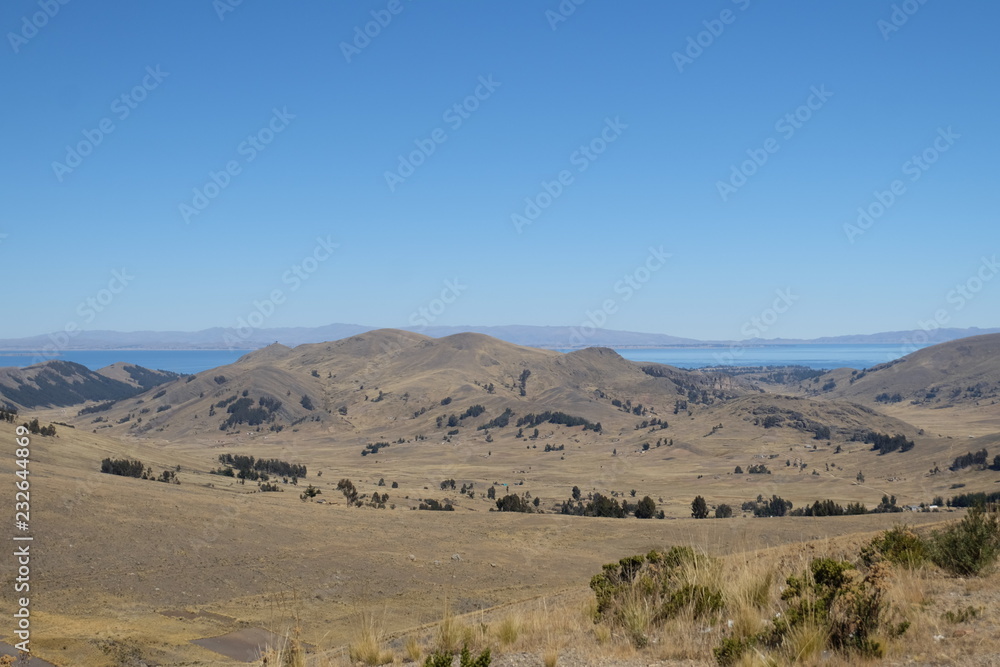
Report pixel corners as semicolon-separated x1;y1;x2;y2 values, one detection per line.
256;626;305;667
435;605;465;655
616;588;654;648
405;635;423;662
495;614;520;646
348;612;393;666
542;647;559;667
783;621;827;663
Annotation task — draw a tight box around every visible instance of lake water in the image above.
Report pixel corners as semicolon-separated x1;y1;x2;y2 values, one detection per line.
0;343;920;374
0;350;247;374
604;344;919;370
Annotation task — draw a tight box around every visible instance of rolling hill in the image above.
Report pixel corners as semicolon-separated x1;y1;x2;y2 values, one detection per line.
0;360;179;410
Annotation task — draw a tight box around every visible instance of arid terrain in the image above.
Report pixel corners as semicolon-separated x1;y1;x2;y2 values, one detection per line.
2;331;1000;666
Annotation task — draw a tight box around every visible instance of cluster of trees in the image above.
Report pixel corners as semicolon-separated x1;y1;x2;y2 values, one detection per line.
0;407;16;423
872;494;903;513
101;457;145;477
790;499;868;516
851;430;915;455
217;454;306;478
747;464;771;475
438;405;487;429
515;411;601;432
950;449;996;471
733;494;793;518
218;395;283;430
300;394;315;410
78;401;115;415
361;441;390;456
949;490;1000;508
459;404;485;420
22;419;56;436
558;491;662;519
495;494;538;513
418;498;455;511
875;392;904;404
542;443;565;452
611;397;649;416
477;408;514;430
100;457;179;484
518;369;531;396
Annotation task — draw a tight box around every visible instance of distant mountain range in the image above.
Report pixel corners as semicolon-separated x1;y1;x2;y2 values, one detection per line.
0;324;997;352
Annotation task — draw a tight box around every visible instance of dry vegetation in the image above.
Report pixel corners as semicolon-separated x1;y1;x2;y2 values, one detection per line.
245;514;1000;666
3;331;1000;665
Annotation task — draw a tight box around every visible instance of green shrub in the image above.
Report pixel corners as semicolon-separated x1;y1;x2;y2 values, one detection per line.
590;547;722;648
942;606;981;624
424;644;490;667
713;636;752;666
930;507;1000;576
765;559;908;658
861;524;928;568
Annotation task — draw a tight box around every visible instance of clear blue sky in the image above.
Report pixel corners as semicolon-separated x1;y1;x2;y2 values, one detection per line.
3;0;998;341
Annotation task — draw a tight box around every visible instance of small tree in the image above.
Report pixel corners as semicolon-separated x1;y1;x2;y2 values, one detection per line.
572;485;582;501
691;495;709;519
635;496;656;519
715;504;733;519
857;471;865;484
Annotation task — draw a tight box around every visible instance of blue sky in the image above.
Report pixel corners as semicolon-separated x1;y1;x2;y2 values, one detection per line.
2;0;998;341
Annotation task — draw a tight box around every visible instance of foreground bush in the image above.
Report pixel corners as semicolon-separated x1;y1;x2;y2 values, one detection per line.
424;644;490;667
861;524;928;568
715;558;909;664
590;547;723;648
930;507;1000;576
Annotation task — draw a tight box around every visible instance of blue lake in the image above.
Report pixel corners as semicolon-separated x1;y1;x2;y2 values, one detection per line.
0;350;247;374
0;343;922;374
613;344;920;370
